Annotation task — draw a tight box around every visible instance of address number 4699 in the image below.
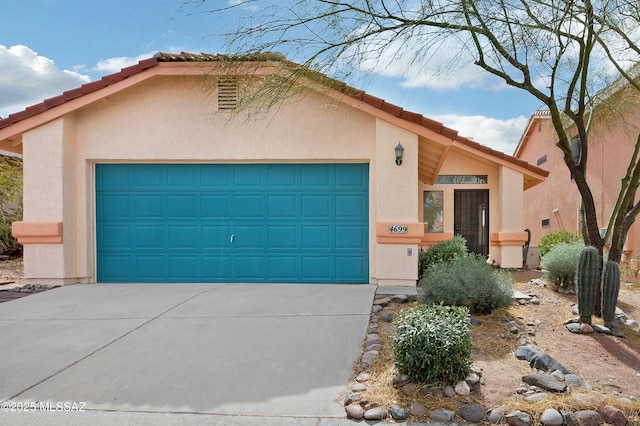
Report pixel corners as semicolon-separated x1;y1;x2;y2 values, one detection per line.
388;225;408;234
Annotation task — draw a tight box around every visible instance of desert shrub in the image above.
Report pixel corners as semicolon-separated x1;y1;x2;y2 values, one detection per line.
541;241;584;288
538;231;581;258
420;235;468;273
419;254;514;314
393;304;472;385
0;157;22;255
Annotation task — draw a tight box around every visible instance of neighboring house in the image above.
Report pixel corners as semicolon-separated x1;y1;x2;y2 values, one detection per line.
0;52;547;286
515;93;640;268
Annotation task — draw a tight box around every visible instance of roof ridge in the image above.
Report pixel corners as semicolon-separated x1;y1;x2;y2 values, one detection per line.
0;51;548;178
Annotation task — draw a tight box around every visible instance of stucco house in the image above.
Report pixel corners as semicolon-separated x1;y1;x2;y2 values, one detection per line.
515;89;640;268
0;52;547;286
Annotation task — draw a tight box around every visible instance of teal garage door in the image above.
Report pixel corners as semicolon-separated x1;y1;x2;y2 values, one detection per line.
96;164;369;283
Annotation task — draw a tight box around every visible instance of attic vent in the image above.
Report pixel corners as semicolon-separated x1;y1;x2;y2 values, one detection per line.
217;78;238;110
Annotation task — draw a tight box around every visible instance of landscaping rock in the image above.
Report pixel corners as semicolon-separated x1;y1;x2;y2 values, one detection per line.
565;374;583;386
540;408;563;426
352;383;366;392
581;323;595;333
522;373;567;392
392;373;410;387
454;380;471;395
529;353;571;374
524;391;548;402
389;404;408;420
408;401;425;417
372;304;383;313
505;410;532;426
515;345;541;361
355;372;370;382
430;408;455;422
574;410;604;426
391;294;409;303
344;393;360;405
566;322;582;334
458;403;486;423
363;406;387;420
381;313;393;322
488;407;504;424
345;404;364;419
599;405;627;426
442;385;456;397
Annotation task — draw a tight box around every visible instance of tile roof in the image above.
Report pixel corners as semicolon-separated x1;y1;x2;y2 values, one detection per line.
0;52;547;178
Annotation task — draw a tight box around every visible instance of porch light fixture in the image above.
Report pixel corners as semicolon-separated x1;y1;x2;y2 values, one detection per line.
395;143;404;166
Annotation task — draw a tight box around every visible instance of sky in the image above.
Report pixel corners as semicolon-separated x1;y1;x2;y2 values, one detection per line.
0;0;546;155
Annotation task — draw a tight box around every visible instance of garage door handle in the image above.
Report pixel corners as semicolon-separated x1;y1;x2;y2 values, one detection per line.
230;234;235;243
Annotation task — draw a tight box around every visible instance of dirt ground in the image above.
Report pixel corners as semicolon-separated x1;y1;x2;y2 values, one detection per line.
473;270;640;406
362;269;640;422
0;256;25;286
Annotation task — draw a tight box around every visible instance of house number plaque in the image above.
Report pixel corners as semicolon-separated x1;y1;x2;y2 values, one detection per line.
388;225;408;234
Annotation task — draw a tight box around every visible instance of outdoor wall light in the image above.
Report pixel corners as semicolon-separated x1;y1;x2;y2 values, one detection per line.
395;143;404;166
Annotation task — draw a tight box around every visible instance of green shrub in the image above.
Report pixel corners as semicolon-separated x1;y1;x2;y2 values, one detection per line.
420;235;468;274
419;254;514;314
538;231;581;258
541;241;584;288
393;304;472;385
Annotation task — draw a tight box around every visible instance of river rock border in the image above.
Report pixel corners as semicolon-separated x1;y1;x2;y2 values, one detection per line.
343;290;638;425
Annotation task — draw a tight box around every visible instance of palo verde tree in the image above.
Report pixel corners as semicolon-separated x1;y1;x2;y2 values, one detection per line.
187;0;640;311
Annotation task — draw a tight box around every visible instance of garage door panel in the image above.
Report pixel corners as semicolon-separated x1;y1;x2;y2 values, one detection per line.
167;195;199;218
302;225;331;249
202;255;232;279
267;194;297;217
268;256;298;280
335;194;367;218
336;256;368;280
168;225;199;248
133;195;164;219
99;225;130;249
335;225;367;249
168;256;200;280
301;195;331;218
201;195;231;218
136;256;166;280
302;256;332;280
96;164;368;283
234;195;264;218
133;165;164;186
268;225;297;248
99;194;130;219
134;225;164;248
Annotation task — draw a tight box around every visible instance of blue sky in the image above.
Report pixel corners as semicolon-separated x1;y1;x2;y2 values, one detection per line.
1;0;545;154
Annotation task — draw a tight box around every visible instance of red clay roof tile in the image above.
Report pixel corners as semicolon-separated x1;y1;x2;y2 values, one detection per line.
0;51;548;178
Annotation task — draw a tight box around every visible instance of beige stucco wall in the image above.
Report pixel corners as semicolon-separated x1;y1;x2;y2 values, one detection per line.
420;150;527;268
19;75;425;285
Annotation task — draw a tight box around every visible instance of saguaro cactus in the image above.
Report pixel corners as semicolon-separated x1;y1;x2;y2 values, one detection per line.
576;246;598;324
601;260;621;331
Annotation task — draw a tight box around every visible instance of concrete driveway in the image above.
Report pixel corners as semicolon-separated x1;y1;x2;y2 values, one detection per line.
0;283;376;425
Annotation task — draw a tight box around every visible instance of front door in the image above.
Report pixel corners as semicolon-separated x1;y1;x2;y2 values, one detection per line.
454;189;489;257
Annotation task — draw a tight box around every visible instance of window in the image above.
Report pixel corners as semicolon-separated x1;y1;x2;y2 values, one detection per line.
217;77;238;110
541;218;550;227
435;175;488;184
423;191;444;233
537;154;547;166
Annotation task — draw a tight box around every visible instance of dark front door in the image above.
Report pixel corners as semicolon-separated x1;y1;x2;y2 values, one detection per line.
454;189;489;257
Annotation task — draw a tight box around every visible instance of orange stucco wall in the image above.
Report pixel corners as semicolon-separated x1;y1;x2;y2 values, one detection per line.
518;106;640;260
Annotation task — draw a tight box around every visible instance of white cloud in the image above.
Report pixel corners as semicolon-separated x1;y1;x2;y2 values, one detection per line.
0;45;90;117
433;114;529;155
92;52;155;73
